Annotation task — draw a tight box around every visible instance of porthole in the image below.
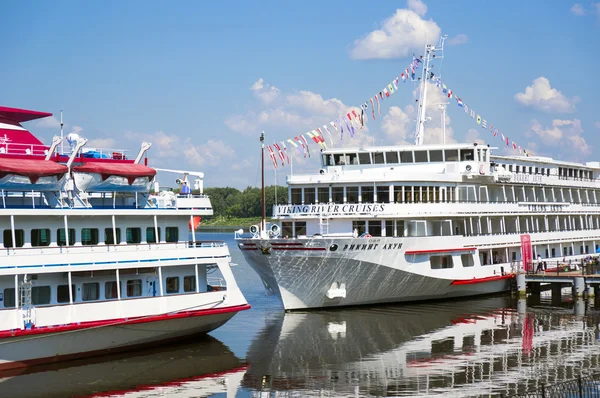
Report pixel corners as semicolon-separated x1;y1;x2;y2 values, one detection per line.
330;244;338;252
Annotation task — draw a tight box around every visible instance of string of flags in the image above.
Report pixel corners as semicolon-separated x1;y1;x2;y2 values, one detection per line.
265;56;424;168
264;56;531;169
432;77;533;157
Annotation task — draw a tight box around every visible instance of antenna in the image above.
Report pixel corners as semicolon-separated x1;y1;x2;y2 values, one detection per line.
414;35;448;146
60;110;64;155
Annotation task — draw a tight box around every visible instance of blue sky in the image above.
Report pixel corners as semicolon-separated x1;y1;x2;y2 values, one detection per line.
2;0;599;189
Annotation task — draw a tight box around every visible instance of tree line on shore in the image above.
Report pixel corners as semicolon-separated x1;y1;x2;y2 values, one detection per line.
204;186;288;219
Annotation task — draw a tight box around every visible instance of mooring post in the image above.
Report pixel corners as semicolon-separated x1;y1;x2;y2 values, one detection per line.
516;272;526;298
587;284;595;299
573;276;585;298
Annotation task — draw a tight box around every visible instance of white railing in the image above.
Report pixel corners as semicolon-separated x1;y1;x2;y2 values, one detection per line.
0;142;49;156
0;240;228;259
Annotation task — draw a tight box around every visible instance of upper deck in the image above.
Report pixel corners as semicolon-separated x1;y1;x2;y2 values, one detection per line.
286;143;600;189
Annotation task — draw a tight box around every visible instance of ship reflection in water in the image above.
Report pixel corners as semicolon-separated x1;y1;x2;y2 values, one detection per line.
243;296;600;397
0;335;246;398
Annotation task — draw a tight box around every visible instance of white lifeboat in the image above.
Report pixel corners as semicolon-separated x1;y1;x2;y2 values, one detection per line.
0;158;68;191
72;162;157;192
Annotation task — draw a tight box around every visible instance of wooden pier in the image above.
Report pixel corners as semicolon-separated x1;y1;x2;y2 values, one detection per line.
516;265;600;300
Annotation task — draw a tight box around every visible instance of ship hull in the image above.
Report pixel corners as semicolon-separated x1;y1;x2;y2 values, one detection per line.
0;304;249;371
238;237;512;310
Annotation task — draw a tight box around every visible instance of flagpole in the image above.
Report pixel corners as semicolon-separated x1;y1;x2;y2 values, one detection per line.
260;132;266;235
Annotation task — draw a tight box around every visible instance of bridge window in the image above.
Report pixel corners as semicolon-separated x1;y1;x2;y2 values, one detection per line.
368;221;382;237
376;186;389;203
460;149;474;161
3;288;16;307
414;151;428;163
400;151;413;163
332;187;343;203
385;151;399;164
347;153;358;165
31;229;51;247
429;150;443;162
358;153;371;165
57;228;75;246
81;228;99;245
4;229;24;248
373;152;384;164
445;150;458;161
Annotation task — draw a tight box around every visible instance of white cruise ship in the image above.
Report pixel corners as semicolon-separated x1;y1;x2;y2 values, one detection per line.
236;41;599;311
0;105;249;371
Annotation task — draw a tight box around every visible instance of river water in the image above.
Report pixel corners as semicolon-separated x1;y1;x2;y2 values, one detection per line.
3;233;600;397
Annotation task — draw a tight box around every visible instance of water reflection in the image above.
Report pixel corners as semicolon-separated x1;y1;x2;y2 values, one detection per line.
243;296;600;397
0;335;245;398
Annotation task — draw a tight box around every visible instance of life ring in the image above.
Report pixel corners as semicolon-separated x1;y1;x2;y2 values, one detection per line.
360;232;372;238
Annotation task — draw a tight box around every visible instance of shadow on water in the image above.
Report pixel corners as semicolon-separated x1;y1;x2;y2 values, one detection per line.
0;334;246;398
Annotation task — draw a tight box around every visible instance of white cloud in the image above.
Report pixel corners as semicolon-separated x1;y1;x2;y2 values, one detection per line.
571;3;585;15
251;78;280;104
447;34;469;46
225;79;373;149
35;115;61;129
594;3;600;16
529;118;591;157
381;106;413;144
350;5;441;59
515;77;578;113
465;128;484;144
407;0;427;16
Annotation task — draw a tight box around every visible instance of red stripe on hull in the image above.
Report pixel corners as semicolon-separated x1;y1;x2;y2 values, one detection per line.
405;247;477;255
450;274;514;285
240;247;258;251
0;304;251;338
272;247;326;251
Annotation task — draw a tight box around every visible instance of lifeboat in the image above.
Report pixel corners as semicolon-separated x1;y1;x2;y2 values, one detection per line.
72;162;157;192
0;158;68;191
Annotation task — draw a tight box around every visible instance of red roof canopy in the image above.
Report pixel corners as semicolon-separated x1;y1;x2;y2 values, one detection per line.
0;158;68;183
72;163;156;185
0;106;52;123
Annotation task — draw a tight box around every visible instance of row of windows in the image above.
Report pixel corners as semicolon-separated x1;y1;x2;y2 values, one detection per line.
3;275;196;307
323;148;477;167
2;227;179;248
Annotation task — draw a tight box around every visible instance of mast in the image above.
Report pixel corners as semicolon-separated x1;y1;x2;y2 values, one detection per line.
414;35;447;145
60;110;64;155
260;132;266;234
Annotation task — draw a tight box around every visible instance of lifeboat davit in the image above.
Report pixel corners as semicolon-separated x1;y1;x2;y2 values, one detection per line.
0;158;67;191
72;162;157;192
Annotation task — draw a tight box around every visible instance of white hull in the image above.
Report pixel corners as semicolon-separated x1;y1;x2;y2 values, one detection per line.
0;304;246;371
73;172;152;192
239;236;513;310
